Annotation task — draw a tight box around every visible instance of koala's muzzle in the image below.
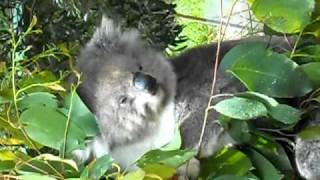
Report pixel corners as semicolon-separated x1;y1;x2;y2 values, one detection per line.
133;72;158;95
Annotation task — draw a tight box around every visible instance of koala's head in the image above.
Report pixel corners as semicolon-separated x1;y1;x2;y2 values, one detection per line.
76;17;176;145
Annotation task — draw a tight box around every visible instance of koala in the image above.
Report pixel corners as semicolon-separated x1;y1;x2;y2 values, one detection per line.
75;16;318;179
74;17;176;167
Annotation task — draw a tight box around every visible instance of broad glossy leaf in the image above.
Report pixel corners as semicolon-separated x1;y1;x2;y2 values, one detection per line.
227;43;313;97
212;175;249;180
226;120;251;143
237;92;301;124
244;149;282;180
248;132;294;177
17;174;56;180
136;149;196;168
123;169;145;180
219;42;267;75
294;45;320;63
64;93;99;137
0;160;15;172
20;106;86;152
142;164;176;179
213;97;268;120
298;125;320;140
16;154;79;178
19;71;57;93
200;147;252;179
250;0;315;33
268;104;301;124
302;62;320;87
19;92;58;110
84;154;113;179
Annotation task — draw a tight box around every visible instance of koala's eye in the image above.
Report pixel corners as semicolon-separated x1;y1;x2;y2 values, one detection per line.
133;72;158;94
119;95;128;105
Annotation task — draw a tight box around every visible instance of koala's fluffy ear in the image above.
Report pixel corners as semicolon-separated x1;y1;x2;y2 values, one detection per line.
87;16;140;51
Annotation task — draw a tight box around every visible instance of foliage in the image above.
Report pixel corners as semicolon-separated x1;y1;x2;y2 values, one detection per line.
170;0;216;55
0;0;320;179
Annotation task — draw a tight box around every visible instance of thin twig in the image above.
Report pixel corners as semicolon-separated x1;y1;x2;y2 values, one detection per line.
176;13;246;29
290;31;303;58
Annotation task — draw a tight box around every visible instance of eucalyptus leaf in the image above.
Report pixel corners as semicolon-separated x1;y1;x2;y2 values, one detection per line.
18;92;58;110
16;154;79;178
136;149;196;168
200;147;252;179
213;97;268;120
302;62;320;87
226;43;313;97
244;149;282;180
64;93;99;137
248;132;294;177
268;104;301;125
142;164;176;179
123;169;145;180
294;45;320;63
237;92;301;124
212;175;249;180
17;174;57;180
298;125;320;140
82;154;113;179
250;0;315;33
19;71;57;93
20;106;86;152
0;160;15;172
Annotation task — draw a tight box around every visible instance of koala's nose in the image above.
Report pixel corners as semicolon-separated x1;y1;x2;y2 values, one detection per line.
133;72;158;95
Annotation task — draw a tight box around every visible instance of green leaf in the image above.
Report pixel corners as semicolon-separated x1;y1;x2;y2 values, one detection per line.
212;175;249;180
64;93;99;137
244;149;282;180
226;43;313;97
226;120;251;143
237;92;301;125
213;97;268;120
17;174;56;180
250;0;315;33
219;42;267;75
123;169;145;180
237;91;278;107
18;92;58;110
0;160;15;172
82;154;113;179
136;149;196;168
298;125;320;140
20;106;86;152
302;62;320;87
200;147;252;179
268;104;301;125
142;164;176;179
19;71;57;93
294;45;320;63
16;154;79;178
248;133;294;177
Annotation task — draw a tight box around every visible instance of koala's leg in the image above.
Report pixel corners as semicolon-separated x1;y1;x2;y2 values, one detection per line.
177;157;201;180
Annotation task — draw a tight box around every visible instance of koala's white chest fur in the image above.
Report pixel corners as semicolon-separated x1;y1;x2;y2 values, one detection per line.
91;102;176;168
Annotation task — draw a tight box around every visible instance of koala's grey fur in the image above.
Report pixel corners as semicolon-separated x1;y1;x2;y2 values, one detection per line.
75;16;317;179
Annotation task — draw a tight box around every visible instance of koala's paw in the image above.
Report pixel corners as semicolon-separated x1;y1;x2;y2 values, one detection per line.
295;137;320;179
177;157;200;180
72;147;91;165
